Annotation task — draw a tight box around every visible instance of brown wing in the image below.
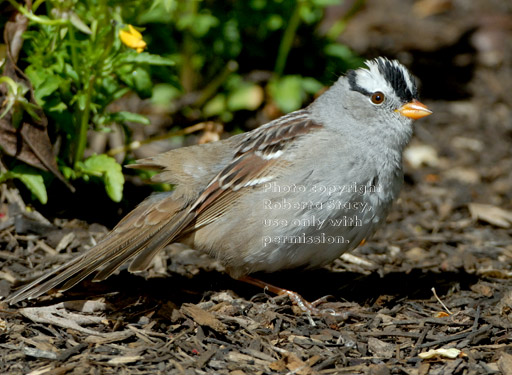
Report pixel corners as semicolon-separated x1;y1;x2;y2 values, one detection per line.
129;110;322;269
192;111;322;215
6;110;322;304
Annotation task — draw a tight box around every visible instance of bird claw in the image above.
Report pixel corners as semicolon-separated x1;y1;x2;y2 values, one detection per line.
239;276;345;323
280;290;345;318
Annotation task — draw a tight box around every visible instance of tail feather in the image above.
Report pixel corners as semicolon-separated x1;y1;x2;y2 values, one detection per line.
5;255;86;304
5;228;157;304
5;192;191;305
94;211;194;280
128;211;195;272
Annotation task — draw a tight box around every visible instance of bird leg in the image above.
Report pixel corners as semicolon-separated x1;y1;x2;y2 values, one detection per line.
239;275;340;317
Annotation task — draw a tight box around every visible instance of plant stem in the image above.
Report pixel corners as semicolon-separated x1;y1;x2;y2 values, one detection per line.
32;0;46;12
74;76;94;168
180;0;199;93
67;24;81;81
326;0;366;40
69;22;88;167
195;60;238;108
7;0;67;26
274;0;304;76
0;76;21;95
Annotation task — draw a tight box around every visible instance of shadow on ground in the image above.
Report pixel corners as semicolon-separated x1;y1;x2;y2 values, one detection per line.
45;267;482;318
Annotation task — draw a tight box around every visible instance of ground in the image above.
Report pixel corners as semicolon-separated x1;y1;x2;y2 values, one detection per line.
1;0;512;374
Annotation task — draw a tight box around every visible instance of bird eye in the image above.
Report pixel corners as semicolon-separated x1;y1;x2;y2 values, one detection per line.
370;91;385;105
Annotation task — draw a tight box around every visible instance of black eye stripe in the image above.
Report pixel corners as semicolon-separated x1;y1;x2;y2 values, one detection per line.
347;70;371;96
376;59;417;102
347;59;418;103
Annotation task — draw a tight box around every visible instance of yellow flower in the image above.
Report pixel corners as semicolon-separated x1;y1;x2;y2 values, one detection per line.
119;25;147;53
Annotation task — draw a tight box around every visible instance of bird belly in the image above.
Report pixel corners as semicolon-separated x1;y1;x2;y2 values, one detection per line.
241;202;382;273
186;182;391;278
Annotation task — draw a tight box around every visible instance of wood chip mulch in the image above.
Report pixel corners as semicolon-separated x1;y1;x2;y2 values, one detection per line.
1;1;512;373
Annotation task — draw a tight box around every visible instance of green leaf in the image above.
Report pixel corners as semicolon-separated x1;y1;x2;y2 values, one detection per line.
227;83;264;112
266;14;283;30
151;83;182;107
203;93;226;117
80;155;124;202
310;0;342;7
34;76;61;104
75;93;87;111
268;75;304;113
63;63;79;82
49;101;68;112
118;67;153;98
109;111;150;125
250;0;266;10
100;75;120;96
60;165;76;180
25;66;46;88
161;0;178;12
189;13;219;37
121;52;175;66
301;77;324;95
9;165;48;204
324;43;362;63
139;0;177;23
69;12;92;34
132;67;153;98
20;101;41;122
111;87;131;102
177;12;219;36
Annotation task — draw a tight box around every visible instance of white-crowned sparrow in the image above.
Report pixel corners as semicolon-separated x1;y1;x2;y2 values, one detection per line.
6;57;431;304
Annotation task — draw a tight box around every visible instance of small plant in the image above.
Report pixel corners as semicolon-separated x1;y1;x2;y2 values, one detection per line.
1;0;175;203
1;0;362;205
141;0;363;121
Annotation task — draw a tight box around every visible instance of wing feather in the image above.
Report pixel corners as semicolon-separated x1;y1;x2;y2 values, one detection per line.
6;110;323;304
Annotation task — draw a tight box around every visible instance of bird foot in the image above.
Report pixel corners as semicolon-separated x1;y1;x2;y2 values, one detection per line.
239;276;345;322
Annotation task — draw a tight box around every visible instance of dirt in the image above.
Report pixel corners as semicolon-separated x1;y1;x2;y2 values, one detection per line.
1;0;512;374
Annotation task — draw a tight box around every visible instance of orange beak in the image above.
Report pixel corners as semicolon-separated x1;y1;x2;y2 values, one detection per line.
397;99;432;120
